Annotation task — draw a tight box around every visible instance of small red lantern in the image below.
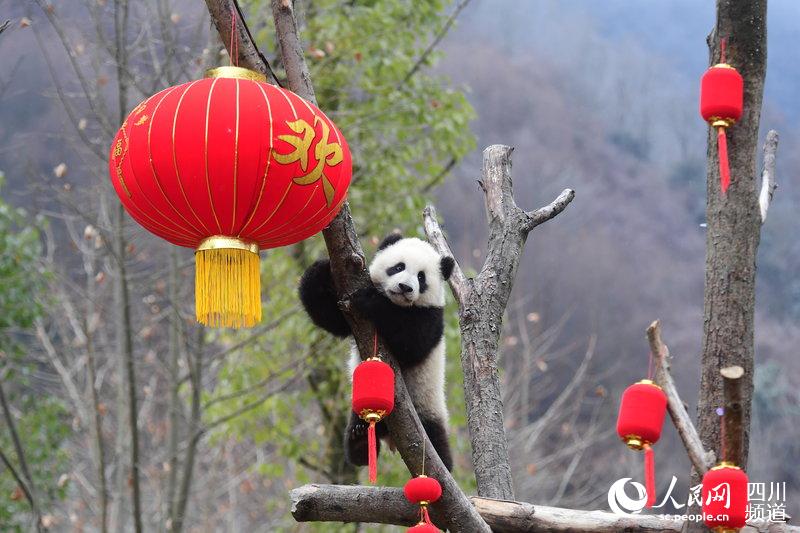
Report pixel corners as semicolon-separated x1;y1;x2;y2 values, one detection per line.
700;43;743;195
617;379;667;508
352;357;394;483
702;462;748;531
109;66;351;328
404;475;442;532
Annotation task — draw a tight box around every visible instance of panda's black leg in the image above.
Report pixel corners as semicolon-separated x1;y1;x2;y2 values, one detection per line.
420;416;453;471
343;412;388;467
298;259;352;337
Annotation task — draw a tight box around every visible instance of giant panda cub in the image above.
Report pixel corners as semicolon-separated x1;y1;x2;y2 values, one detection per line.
298;233;455;471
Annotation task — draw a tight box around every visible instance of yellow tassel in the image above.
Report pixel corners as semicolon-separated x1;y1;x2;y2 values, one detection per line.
195;237;261;328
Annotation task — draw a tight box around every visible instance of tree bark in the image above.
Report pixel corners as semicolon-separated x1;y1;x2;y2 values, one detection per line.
697;0;766;471
692;2;768;530
720;365;745;466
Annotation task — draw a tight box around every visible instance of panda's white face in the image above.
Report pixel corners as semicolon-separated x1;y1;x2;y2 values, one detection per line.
369;237;448;308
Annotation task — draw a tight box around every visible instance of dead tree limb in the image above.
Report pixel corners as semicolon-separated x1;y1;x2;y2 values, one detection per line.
647;320;714;474
426;145;574;499
205;1;489;530
720;365;744;466
290;484;800;533
759;129;778;223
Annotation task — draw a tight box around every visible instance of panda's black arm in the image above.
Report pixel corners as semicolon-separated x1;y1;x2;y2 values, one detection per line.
351;287;444;368
298;259;352;338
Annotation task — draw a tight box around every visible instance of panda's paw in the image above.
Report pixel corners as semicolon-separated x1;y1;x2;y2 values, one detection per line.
345;420;372;467
350;286;382;314
350;420;369;439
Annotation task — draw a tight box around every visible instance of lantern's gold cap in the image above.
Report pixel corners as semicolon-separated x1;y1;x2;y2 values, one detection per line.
636;379;663;390
205;66;267;82
712;62;735;70
711;461;741;471
196;236;259;254
622;435;648;451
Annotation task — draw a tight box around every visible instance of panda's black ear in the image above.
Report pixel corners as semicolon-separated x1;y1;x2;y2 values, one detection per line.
440;256;455;281
378;233;403;251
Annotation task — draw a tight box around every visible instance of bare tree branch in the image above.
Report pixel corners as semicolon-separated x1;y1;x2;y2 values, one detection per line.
0;381;42;531
422;205;468;306
426;144;574;500
759;129;779;223
290;484;800;533
0;448;39;528
648;320;714;474
401;0;473;85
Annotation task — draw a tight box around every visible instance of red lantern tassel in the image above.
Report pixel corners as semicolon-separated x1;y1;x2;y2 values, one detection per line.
368;420;378;484
644;443;656;508
717;126;731;194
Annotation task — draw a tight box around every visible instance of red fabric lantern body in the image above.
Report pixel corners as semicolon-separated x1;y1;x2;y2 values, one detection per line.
700;63;744;194
352;358;395;483
617;380;667;447
702;463;749;530
617;379;667;508
404;476;442;505
109;66;351;328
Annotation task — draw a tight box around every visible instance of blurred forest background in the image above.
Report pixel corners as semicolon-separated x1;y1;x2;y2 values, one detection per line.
0;0;797;531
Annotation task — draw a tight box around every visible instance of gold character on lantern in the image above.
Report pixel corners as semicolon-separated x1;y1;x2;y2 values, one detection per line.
273;116;343;206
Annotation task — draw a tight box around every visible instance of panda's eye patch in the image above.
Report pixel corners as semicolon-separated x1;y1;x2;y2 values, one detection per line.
386;262;405;276
417;271;427;293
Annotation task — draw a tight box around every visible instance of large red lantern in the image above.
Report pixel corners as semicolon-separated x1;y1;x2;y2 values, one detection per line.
700;44;743;195
617;379;667;508
702;462;748;531
404;475;442;532
109;66;352;328
352;356;395;483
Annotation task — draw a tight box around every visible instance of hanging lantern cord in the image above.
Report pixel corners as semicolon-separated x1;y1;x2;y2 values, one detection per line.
229;7;240;67
421;504;432;525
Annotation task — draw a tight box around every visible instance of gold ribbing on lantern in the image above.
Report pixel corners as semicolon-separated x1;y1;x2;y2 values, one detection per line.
195;236;261;328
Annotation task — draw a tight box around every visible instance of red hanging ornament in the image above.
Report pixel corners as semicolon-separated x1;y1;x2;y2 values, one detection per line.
352;344;394;483
702;462;748;531
404;475;442;532
617;379;667;508
700;40;743;195
109;65;352;328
